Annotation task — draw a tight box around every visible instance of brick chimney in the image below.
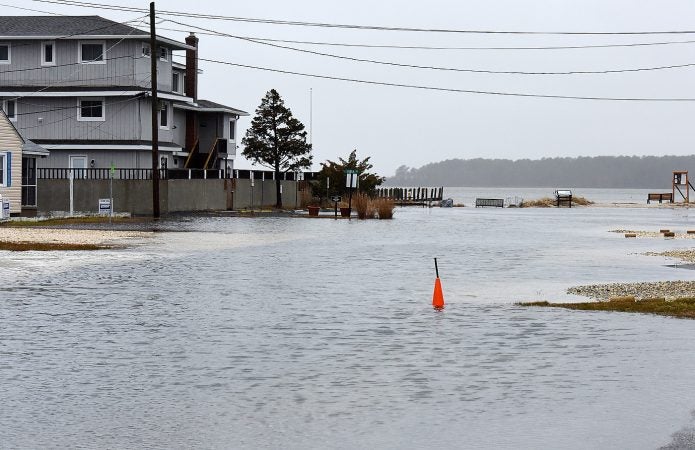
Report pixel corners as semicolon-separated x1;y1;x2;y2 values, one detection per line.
185;33;199;156
185;33;198;100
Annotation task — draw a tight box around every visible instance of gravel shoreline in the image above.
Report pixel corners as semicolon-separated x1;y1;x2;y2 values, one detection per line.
568;280;695;301
567;246;695;300
0;227;153;247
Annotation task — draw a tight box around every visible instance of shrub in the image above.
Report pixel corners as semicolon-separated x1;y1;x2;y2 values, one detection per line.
353;193;375;219
374;198;395;219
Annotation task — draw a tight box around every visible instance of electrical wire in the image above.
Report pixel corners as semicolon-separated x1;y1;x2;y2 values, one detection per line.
0;13;148;54
152;25;695;51
0;54;144;75
0;1;63;15
32;0;695;35
193;56;695;101
166;19;695;76
13;93;144;131
8;18;148;101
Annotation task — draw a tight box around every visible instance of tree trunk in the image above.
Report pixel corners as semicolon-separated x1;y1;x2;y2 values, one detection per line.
275;166;282;208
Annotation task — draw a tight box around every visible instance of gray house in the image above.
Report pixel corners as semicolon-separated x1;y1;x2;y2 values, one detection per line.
0;16;247;175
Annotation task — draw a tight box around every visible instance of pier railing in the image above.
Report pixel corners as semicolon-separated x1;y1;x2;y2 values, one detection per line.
375;187;444;206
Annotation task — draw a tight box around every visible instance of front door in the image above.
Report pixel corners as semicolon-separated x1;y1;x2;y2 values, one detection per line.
69;155;87;179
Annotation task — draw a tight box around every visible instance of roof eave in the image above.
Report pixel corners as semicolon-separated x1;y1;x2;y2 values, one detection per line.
173;103;249;116
0;35;193;50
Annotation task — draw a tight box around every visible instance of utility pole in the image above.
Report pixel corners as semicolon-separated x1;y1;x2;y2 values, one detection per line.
149;1;160;219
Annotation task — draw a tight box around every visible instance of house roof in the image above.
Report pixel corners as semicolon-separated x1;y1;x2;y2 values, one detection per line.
0;110;49;157
22;140;50;157
0;15;192;50
174;99;248;116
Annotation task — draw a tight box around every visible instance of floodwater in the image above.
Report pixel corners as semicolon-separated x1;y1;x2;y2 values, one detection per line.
2;194;695;449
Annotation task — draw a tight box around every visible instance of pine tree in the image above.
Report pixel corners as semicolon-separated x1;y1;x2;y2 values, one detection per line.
314;149;385;199
241;89;312;208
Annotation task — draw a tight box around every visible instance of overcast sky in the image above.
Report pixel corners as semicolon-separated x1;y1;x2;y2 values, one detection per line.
6;0;695;176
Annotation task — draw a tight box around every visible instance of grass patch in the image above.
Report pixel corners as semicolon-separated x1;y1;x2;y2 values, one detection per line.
519;297;695;319
0;216;144;227
0;241;112;251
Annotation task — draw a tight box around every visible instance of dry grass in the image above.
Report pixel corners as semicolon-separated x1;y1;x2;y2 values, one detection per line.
519;297;695;319
374;198;395;219
0;241;112;251
0;216;143;227
353;194;375;219
520;196;594;208
329;196;395;220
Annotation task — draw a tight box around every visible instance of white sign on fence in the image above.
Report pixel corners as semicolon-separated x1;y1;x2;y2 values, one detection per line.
98;198;112;215
0;198;8;219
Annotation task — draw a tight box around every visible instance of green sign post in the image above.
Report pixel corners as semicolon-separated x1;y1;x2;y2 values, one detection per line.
344;169;358;218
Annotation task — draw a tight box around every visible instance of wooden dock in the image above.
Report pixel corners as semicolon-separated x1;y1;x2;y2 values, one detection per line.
375;187;444;206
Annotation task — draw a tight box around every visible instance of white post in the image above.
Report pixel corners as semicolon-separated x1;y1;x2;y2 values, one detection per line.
69;169;74;216
109;168;113;224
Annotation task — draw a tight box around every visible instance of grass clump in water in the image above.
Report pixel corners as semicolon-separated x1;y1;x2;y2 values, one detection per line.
0;242;111;251
374;198;395;219
519;297;695;319
0;216;143;227
520;196;593;208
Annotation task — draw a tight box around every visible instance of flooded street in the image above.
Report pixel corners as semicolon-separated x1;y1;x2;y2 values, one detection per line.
2;202;695;448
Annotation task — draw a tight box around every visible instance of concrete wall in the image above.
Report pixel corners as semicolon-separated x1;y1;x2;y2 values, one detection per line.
232;179;305;209
37;179;305;214
38;179;168;215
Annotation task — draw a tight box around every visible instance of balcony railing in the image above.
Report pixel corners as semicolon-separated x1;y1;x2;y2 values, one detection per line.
37;168;319;181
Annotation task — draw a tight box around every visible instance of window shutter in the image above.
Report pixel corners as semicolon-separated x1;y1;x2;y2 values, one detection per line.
6;152;11;187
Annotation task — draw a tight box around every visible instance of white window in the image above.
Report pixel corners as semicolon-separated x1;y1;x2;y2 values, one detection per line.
79;41;105;64
159;46;168;61
2;99;16;121
142;42;151;58
0;43;9;64
77;98;105;122
229;120;235;141
0;152;11;187
41;41;55;66
159;101;169;129
172;72;180;93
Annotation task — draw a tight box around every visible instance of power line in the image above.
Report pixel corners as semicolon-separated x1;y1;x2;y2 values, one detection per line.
0;13;147;53
0;1;62;15
0;54;144;75
32;0;695;35
8;19;147;101
167;20;695;76
152;26;695;51
13;93;144;131
6;90;147;118
194;56;695;102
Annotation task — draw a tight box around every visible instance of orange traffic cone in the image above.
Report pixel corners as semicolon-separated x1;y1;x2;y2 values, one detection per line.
433;258;444;309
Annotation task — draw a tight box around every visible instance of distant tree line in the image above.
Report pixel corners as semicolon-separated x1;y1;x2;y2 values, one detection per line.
386;156;695;189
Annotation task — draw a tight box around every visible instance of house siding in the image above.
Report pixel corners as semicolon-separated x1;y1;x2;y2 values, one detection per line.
10;96;141;141
0;21;245;176
0;40;146;88
0;114;23;214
